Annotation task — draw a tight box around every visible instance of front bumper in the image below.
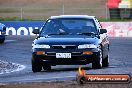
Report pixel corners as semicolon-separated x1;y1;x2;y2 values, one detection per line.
0;35;5;40
32;48;100;65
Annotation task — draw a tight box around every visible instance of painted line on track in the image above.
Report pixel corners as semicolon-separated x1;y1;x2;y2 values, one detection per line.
4;40;16;43
10;76;76;83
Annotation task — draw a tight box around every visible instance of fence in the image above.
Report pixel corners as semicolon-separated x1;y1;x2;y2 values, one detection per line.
109;8;132;19
0;7;108;20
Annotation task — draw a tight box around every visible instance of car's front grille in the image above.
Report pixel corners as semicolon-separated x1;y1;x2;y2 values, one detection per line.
52;45;77;49
46;52;82;56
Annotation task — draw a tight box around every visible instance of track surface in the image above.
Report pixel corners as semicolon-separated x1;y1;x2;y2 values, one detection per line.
0;36;132;83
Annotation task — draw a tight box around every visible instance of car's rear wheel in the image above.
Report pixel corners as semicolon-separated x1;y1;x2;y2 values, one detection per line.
32;58;42;72
92;48;102;69
102;55;109;67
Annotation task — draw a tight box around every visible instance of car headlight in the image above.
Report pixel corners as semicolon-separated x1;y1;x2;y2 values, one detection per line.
78;44;97;49
33;44;50;49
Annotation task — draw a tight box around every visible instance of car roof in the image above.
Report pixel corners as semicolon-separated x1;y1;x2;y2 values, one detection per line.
49;15;95;20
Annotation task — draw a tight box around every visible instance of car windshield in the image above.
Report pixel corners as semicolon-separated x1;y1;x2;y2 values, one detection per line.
40;18;97;36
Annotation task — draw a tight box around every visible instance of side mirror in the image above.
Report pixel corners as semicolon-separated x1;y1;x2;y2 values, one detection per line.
100;29;107;34
3;26;6;31
32;29;40;34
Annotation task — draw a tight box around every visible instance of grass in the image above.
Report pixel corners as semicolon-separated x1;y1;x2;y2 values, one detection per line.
0;17;35;21
0;0;122;21
1;16;132;22
0;8;60;13
0;0;107;20
0;8;20;13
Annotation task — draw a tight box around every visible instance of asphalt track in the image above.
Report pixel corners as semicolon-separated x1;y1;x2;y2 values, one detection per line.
0;36;132;83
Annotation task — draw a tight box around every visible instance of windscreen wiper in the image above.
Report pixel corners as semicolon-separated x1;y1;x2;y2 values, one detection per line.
47;32;69;35
47;33;59;35
77;32;97;35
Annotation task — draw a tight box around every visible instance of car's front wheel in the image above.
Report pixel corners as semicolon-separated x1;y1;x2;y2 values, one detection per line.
43;64;51;71
0;39;5;43
32;58;42;72
92;48;102;69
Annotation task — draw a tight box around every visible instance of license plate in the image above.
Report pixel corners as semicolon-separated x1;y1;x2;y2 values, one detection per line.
56;53;71;58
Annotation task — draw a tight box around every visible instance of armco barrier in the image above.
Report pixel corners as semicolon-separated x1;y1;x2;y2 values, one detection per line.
0;21;132;37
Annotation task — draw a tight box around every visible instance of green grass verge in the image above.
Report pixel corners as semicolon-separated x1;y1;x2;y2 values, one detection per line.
0;16;132;21
0;17;43;21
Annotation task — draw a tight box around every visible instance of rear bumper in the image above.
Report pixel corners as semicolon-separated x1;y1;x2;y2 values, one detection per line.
32;48;100;65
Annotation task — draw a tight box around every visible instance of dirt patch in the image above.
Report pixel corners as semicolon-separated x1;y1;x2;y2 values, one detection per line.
0;80;131;88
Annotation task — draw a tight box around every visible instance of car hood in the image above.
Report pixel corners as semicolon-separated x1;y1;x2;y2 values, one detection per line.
33;35;100;45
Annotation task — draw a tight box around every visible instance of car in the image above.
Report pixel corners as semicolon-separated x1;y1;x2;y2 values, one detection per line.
0;23;6;43
32;15;110;72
